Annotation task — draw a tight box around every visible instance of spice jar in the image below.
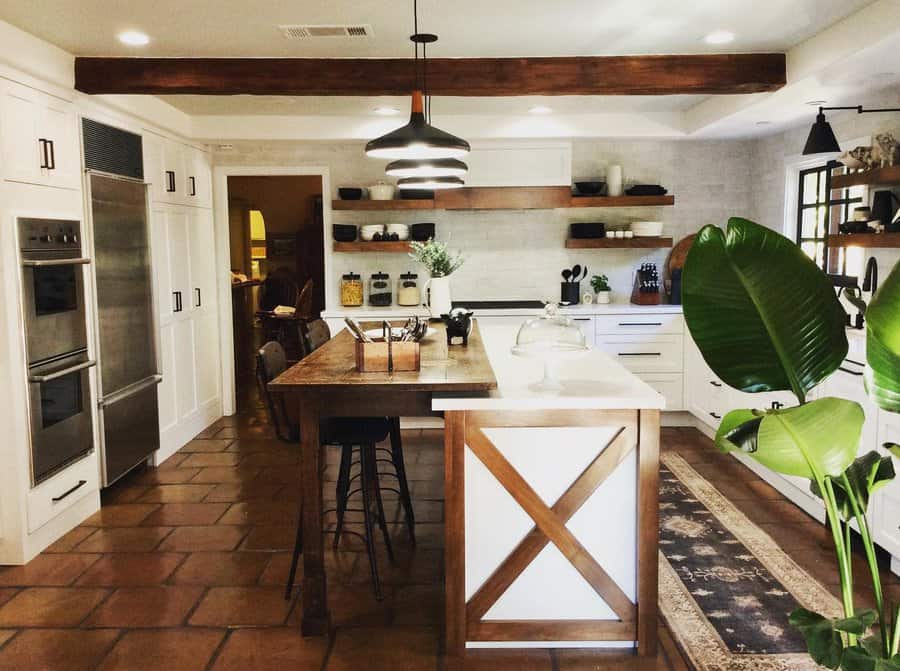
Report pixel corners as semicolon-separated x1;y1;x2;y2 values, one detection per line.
397;272;420;306
368;271;392;307
340;272;363;307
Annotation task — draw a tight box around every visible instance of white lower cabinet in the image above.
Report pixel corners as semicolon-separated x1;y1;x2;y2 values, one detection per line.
873;413;900;567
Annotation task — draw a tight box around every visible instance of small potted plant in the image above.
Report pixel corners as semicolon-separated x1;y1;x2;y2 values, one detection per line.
409;239;465;315
590;274;611;303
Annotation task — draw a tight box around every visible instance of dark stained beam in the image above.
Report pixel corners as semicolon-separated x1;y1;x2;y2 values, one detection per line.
74;54;785;96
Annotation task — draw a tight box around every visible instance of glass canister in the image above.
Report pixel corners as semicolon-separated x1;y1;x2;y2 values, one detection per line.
397;272;420;306
340;272;363;307
368;271;392;307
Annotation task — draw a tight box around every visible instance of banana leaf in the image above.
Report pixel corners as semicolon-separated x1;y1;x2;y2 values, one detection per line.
841;647;900;671
809;451;896;519
683;217;848;402
866;263;900;413
790;609;879;670
715;398;863;480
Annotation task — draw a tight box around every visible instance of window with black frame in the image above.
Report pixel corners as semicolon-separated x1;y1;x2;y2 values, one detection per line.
796;162;866;276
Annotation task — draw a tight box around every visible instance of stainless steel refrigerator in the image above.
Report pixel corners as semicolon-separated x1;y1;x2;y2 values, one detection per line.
87;171;161;486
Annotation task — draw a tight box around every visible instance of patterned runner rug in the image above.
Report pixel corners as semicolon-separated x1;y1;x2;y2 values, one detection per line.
659;453;842;671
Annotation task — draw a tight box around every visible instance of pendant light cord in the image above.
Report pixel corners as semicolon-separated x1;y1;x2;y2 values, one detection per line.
411;0;432;122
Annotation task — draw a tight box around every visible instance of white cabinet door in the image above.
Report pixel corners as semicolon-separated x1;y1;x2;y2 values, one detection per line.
185;146;212;209
142;132;167;205
0;82;44;185
821;363;878;455
163;140;187;205
187;209;215;315
570;316;595;344
685;338;727;428
40;96;81;190
595;335;684;373
873;413;900;559
156;321;179;435
193;312;220;410
173;318;198;422
638;373;684;411
167;210;192;319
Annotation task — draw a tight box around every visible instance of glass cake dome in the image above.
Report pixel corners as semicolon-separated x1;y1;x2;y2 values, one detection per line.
511;303;590;390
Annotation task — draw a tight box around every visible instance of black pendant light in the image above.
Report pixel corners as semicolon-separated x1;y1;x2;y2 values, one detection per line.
365;0;470;166
398;176;465;190
802;105;900;155
386;158;468;179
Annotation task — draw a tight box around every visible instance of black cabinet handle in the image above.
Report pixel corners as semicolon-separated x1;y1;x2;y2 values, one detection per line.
710;380;722;387
38;138;49;169
838;366;864;377
47;139;55;170
52;479;87;503
189;176;196;196
173;291;183;313
618;322;663;326
710;412;722;420
195;288;201;307
771;401;784;409
618;352;661;356
165;170;176;192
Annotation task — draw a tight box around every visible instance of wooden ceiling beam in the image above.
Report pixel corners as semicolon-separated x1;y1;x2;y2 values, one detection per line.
74;54;785;96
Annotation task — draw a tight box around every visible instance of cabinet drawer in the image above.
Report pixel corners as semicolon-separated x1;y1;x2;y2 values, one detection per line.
637;373;683;411
594;313;683;335
27;454;98;533
570;316;595;344
595;335;684;373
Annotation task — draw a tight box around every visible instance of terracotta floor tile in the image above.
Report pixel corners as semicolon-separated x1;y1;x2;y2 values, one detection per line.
326;583;392;627
76;553;186;587
224;438;285;454
84;585;204;627
393;584;442;625
181;452;242;468
97;629;225;671
0;588;19;608
462;649;554;671
210;628;327;671
141;502;230;526
555;649;658;671
179;438;233;453
44;526;96;553
240;525;295;551
326;626;439;671
0;554;99;586
170;552;269;586
238;450;299;467
258;552;297;587
130;467;203;485
158;526;249;552
203;481;283;502
0;629;120;671
253;466;302;484
190;466;261;484
213;427;238;439
74;526;173;553
0;587;109;626
82;503;160;526
0;629;15;647
217;501;299;526
138;484;216;503
188;586;293;626
100;485;150;505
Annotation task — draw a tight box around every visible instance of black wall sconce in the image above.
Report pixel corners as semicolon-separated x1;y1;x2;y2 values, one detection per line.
803;105;900;155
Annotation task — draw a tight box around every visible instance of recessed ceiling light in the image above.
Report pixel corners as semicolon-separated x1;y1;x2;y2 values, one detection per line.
529;105;553;115
756;121;771;126
805;99;828;106
703;30;734;45
118;30;150;47
373;106;400;116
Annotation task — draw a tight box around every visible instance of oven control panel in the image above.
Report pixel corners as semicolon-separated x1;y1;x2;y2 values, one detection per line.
19;218;82;253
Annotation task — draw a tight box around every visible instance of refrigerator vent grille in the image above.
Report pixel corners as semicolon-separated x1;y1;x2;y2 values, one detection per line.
82;118;144;180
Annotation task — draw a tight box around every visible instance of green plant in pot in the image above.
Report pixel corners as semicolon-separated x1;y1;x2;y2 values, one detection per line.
590;274;611;304
682;217;900;670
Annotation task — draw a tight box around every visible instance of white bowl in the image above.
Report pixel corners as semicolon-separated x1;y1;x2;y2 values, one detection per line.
360;224;384;241
631;221;664;237
385;224;410;240
368;184;396;200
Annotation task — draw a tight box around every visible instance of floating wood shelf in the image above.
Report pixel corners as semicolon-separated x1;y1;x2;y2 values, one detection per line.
827;233;900;248
332;199;435;211
831;166;900;189
333;240;413;253
565;237;674;249
569;195;675;208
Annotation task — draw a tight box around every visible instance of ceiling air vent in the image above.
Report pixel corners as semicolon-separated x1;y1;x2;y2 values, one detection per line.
279;24;372;39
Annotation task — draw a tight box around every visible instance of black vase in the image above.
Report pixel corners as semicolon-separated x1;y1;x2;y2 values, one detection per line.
872;190;899;232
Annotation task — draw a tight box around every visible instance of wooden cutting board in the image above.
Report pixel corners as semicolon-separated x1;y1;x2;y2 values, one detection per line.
666;233;697;278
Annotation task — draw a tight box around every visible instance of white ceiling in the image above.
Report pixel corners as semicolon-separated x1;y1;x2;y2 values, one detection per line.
0;0;877;58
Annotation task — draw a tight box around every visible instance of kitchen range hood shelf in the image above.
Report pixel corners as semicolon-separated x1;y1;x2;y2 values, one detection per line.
333;240;413;253
568;195;675;208
827;232;900;248
830;166;900;189
332;199;435;211
566;237;674;249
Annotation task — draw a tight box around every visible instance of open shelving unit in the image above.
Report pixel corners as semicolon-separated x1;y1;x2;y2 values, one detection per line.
332;199;434;211
827;233;900;248
333;240;413;253
568;195;675;208
830;166;900;189
565;237;673;249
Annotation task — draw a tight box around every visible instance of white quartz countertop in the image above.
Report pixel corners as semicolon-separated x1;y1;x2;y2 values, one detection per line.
323;301;682;320
431;321;666;412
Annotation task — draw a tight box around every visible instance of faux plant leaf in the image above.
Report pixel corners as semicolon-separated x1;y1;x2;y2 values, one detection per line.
833;610;878;635
810;452;896;519
866;262;900;413
714;409;761;454
683;217;848;401
743;398;863;479
790;608;845;669
887;443;900;460
841;647;900;671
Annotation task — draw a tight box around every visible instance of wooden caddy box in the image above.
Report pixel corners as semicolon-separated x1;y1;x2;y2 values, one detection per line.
355;340;421;372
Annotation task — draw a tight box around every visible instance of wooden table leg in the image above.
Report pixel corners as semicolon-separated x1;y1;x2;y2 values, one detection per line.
637;409;660;657
299;394;329;635
444;411;466;660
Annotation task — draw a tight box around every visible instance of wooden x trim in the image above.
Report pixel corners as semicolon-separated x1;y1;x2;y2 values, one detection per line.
465;425;637;623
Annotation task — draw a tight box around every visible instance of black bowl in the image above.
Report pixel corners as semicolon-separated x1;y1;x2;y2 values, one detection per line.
570;222;606;239
574;181;606;196
400;189;435;200
333;224;358;242
411;223;436;241
338;187;363;200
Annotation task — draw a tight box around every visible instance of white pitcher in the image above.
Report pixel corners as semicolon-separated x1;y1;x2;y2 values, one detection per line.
422;276;452;316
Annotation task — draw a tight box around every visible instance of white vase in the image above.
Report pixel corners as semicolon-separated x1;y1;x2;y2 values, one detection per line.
596;290;611;304
607;165;623;197
423;276;452;316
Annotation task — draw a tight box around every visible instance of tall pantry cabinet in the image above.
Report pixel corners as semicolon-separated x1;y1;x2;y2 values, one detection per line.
143;130;221;460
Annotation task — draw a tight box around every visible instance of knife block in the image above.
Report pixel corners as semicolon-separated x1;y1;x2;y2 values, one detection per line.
630;276;661;305
355;340;421;372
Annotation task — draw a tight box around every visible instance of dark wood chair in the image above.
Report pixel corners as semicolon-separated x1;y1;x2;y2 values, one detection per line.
256;336;415;601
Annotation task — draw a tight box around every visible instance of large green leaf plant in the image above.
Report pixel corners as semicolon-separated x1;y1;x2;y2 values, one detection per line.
683;217;900;670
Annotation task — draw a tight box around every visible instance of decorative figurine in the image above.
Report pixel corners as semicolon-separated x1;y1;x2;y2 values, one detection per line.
873;133;899;168
440;308;474;346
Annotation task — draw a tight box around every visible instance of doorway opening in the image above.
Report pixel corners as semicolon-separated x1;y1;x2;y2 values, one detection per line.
226;175;324;412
